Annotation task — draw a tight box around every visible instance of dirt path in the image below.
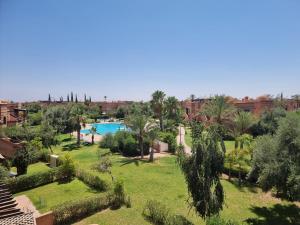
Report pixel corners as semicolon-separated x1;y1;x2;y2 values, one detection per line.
176;126;191;155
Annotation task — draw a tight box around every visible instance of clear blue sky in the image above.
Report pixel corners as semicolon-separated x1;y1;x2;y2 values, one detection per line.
0;0;299;102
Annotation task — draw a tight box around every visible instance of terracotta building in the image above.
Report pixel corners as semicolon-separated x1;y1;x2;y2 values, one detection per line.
181;96;300;121
0;100;27;127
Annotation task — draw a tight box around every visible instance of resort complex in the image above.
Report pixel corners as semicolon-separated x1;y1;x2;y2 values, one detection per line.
0;92;299;225
1;1;300;224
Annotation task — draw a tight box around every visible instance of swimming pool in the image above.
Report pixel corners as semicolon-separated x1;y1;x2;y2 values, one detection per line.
81;123;127;135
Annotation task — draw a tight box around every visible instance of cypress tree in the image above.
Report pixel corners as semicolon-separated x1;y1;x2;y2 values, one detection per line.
48;94;51;102
67;94;70;102
71;92;74;102
75;94;78;103
84;94;87;103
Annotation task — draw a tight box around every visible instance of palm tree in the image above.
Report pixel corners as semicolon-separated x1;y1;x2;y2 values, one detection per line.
232;111;254;148
151;90;166;131
125;107;158;159
147;126;159;162
70;104;84;145
164;96;181;122
90;126;97;144
201;95;236;126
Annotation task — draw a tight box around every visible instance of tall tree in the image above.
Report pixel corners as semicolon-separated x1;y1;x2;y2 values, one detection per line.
13;145;30;175
249;112;300;200
48;94;51;102
67;94;70;102
164;96;181;123
75;94;78;103
151;90;166;131
89;96;92;103
84;94;87;103
177;123;225;219
201;95;236;126
90;126;97;144
125;105;157;159
70;104;84;145
71;92;74;102
231;111;254;148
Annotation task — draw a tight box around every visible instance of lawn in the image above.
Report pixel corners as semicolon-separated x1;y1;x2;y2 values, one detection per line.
15;179;101;213
11;162;50;175
16;135;299;225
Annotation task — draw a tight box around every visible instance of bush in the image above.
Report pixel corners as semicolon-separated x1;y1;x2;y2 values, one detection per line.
0;165;9;181
111;131;142;156
93;156;112;173
52;182;130;225
56;154;75;183
5;169;56;193
76;169;108;191
52;195;110;225
108;180;126;209
143;200;193;225
159;132;177;153
143;200;170;225
100;133;115;149
206;216;241;225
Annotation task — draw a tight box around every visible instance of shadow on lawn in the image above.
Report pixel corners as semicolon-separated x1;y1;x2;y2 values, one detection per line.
118;157;150;167
245;204;300;225
62;142;92;151
227;178;258;194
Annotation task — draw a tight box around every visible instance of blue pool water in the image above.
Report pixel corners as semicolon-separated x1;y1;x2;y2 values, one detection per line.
81;123;127;135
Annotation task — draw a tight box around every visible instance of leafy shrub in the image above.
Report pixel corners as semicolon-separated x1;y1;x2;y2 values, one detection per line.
111;131;142;156
143;200;193;225
143;200;170;225
206;216;241;225
100;133;115;149
76;169;108;191
38;148;51;162
159;132;177;153
56;154;75;183
52;182;130;225
0;165;9;181
109;180;127;209
5;169;56;193
93;156;112;173
52;195;110;225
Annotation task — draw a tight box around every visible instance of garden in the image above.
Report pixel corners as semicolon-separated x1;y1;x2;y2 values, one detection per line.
0;92;299;225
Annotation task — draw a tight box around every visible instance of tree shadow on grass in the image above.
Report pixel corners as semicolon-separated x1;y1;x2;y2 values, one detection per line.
62;143;80;151
118;157;151;167
245;204;300;225
62;142;91;151
226;178;258;194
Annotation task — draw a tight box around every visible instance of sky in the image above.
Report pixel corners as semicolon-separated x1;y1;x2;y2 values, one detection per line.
0;0;299;102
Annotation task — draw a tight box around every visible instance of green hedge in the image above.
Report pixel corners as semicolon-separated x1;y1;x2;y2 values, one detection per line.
52;195;110;225
5;169;56;193
53;181;129;225
76;169;108;191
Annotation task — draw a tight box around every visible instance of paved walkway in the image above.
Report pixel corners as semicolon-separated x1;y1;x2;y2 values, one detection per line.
176;126;192;155
15;195;40;217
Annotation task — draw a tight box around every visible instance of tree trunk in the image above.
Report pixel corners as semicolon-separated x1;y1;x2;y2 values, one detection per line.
159;116;163;131
234;140;239;149
149;147;154;162
77;128;80;145
139;136;144;159
228;163;232;181
92;134;94;144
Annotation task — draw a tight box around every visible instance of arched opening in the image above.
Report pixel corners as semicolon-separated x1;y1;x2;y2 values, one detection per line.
3;116;7;125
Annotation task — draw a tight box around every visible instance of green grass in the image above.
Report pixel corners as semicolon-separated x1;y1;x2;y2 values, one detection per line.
16;135;299;224
11;162;50;175
15;179;101;213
